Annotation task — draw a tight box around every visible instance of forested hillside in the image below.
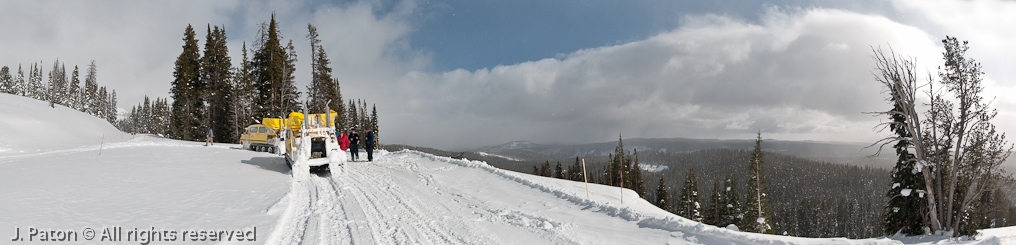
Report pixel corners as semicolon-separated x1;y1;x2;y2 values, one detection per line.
474;145;1016;238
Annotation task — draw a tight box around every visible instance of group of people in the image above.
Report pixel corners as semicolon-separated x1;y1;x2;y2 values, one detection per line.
337;128;375;162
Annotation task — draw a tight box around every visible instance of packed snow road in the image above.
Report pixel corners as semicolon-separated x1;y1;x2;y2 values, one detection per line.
267;150;567;244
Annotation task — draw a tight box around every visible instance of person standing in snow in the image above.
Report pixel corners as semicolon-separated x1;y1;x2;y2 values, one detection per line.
365;128;375;162
338;130;349;152
349;129;360;161
205;127;214;146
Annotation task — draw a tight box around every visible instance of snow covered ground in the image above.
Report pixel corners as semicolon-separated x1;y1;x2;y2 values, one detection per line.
2;92;1014;244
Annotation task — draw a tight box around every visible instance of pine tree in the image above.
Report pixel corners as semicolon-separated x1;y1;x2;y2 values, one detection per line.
14;65;26;96
252;13;300;119
370;104;378;145
0;66;10;94
69;66;80;110
883;99;926;235
721;170;742;228
29;62;45;100
609;134;625;187
743;132;773;234
347;99;358;130
704;175;722;226
655;177;672;213
554;161;564;179
570;157;583;181
97;87;108;119
203;25;235;143
108;89;117;123
306;23;342;117
631;149;646;197
539;161;551;177
232;42;256;135
170;24;205;140
678;167;703;222
84;60;99;115
47;60;67;107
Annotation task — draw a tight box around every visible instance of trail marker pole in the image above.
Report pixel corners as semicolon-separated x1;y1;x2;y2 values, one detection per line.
582;159;589;200
620;169;624;204
99;134;105;155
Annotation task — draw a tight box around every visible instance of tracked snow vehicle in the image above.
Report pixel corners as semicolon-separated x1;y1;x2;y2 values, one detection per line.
280;108;344;176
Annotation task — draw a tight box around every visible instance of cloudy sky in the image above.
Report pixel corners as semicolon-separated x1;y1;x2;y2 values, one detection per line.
1;0;1014;150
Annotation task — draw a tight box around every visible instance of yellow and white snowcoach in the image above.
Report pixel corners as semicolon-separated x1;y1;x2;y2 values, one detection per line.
279;108;344;176
239;118;285;153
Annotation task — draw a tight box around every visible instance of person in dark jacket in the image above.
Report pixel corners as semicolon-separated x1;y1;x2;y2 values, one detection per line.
365;128;375;162
349;129;360;161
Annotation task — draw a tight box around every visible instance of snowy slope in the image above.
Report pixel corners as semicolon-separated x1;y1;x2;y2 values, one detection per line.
0;93;127;155
2;92;1014;244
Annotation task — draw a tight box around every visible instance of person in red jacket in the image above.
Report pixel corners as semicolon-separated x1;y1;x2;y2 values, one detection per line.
338;130;350;151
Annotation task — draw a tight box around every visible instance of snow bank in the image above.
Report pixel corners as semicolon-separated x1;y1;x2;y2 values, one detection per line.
398;150;1016;245
0;93;126;155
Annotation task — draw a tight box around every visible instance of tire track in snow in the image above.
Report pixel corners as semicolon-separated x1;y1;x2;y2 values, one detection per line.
341;154;500;244
266;170;316;244
267;164;358;245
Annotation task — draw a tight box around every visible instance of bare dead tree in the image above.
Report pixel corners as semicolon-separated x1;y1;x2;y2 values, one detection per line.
867;45;943;233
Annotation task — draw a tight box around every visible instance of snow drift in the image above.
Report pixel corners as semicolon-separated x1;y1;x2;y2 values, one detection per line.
0;93;126;155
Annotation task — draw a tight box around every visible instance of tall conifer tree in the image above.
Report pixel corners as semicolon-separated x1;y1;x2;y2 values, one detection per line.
743;132;773;233
170;24;204;140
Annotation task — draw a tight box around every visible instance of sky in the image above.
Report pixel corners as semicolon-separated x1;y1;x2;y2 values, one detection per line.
1;0;1014;150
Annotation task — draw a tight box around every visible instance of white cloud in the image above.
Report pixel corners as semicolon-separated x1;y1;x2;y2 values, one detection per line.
374;8;947;149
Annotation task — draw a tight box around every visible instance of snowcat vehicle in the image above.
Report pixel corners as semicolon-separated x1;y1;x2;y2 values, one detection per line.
281;108;344;177
240;118;285;153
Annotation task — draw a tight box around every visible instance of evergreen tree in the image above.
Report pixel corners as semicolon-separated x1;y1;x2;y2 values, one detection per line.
743;132;773;234
97;87;108;119
608;134;625;186
69;66;80;110
84;61;98;114
655;177;672;213
305;24;343;119
29;62;45;100
540;161;551;177
232;42;257;135
554;161;564;179
14;65;25;96
84;61;99;114
883;98;926;235
203;25;235;143
721;170;742;228
47;60;67;107
108;89;117;123
252;13;300;119
169;24;205;140
704;175;722;226
0;66;10;94
570;157;584;181
632;149;646;197
347;99;358;130
678;167;703;222
370;104;378;145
